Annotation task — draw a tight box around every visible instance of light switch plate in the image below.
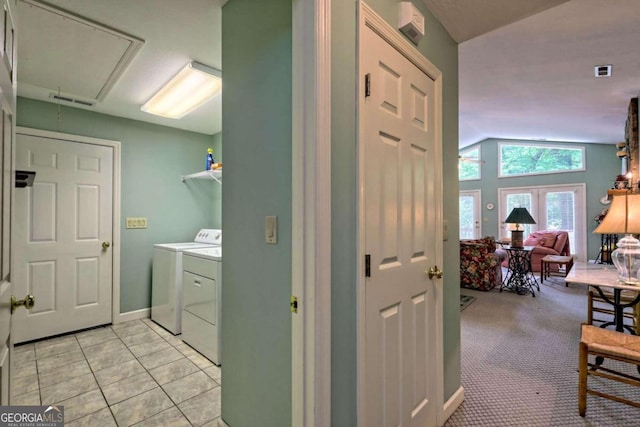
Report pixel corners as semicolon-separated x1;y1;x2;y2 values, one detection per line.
126;217;147;229
265;216;277;244
443;219;449;241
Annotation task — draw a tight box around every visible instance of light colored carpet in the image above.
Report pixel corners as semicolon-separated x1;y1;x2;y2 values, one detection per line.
460;294;476;311
446;276;640;426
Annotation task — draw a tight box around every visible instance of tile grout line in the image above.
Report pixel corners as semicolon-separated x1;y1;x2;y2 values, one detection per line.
77;329;122;425
17;319;221;426
119;321;191;425
108;320;219;425
136;320;220;425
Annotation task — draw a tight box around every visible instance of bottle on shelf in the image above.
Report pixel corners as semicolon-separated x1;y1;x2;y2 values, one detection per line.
206;148;215;171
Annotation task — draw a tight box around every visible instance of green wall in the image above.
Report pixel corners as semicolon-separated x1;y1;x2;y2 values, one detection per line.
331;1;459;425
17;97;220;313
330;2;358;425
460;138;620;260
220;1;292;426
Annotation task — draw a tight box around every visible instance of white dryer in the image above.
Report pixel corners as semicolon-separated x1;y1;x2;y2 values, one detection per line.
182;246;222;365
151;229;222;334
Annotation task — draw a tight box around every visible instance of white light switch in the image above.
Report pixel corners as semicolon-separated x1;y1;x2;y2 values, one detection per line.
265;216;277;244
443;220;449;241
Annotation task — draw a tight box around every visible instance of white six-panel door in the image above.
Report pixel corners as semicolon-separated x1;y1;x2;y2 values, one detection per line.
13;133;114;343
0;0;17;404
362;21;438;427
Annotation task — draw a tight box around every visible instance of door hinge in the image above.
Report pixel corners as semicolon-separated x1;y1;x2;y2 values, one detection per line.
290;295;298;314
365;254;371;277
365;73;371;98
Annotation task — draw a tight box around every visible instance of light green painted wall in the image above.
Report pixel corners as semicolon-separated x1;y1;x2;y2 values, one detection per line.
460;139;620;260
331;1;459;425
221;1;456;424
220;0;292;426
17;97;220;313
330;2;358;425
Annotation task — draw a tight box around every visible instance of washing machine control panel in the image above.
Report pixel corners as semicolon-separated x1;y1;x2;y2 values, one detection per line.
194;229;222;245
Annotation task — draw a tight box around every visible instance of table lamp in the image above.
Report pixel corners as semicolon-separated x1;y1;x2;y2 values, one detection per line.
504;207;536;248
594;193;640;284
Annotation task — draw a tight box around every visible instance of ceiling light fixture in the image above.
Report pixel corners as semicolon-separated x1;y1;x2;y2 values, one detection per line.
141;61;222;119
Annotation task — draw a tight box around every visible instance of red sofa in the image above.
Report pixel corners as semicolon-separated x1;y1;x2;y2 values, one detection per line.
501;230;571;272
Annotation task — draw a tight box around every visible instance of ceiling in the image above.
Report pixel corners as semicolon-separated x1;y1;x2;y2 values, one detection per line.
17;0;222;135
16;0;640;146
441;0;640;148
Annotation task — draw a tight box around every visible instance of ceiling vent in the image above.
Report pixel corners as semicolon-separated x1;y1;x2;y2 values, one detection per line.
49;93;95;107
594;65;612;77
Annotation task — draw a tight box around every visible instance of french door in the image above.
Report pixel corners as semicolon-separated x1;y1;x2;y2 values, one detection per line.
499;184;586;261
459;190;481;239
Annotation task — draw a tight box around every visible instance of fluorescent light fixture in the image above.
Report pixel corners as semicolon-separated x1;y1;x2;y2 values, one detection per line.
141;61;222;119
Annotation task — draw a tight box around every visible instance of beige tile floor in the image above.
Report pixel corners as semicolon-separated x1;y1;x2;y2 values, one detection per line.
12;318;223;426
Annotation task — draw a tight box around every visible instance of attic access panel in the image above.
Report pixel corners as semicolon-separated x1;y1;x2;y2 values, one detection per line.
18;0;144;102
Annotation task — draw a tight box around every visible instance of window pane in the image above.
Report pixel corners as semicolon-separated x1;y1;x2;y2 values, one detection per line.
506;194;534;236
500;144;584;177
546;191;575;251
459;195;475;239
459;148;480;181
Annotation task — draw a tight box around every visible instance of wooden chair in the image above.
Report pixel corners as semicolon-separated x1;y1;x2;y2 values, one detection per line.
587;287;640;334
578;324;640;416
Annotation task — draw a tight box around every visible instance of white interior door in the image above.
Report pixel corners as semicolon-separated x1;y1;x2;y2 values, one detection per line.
0;0;16;404
459;190;481;239
0;108;13;406
361;23;438;427
13;133;114;343
0;98;13;408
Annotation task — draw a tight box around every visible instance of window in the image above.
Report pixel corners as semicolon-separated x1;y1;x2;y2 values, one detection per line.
459;147;480;181
499;143;585;177
499;184;586;261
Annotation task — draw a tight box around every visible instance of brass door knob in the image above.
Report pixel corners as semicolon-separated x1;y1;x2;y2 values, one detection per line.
427;266;443;279
102;241;111;250
11;295;35;313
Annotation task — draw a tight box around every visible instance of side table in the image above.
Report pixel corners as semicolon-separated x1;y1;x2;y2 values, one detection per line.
565;265;640;334
540;255;574;285
500;245;540;297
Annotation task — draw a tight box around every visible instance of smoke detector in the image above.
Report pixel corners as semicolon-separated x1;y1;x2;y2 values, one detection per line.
398;2;424;44
594;65;612;77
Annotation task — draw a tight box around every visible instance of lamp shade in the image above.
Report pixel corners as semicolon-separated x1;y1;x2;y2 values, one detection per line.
593;194;640;234
504;207;537;228
504;207;536;248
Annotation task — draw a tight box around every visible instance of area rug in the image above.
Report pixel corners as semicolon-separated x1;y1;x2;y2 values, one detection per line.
460;294;476;311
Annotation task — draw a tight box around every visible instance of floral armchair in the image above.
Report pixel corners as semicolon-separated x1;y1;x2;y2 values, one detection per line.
460;236;507;291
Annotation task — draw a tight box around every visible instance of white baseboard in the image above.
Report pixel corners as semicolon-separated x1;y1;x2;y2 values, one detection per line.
117;308;150;324
442;386;464;423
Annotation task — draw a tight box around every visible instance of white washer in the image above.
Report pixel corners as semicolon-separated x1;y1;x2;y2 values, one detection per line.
182;246;222;365
151;229;222;334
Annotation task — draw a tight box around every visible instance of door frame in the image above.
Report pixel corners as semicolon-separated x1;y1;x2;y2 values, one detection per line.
357;2;444;425
15;127;122;326
291;0;332;426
